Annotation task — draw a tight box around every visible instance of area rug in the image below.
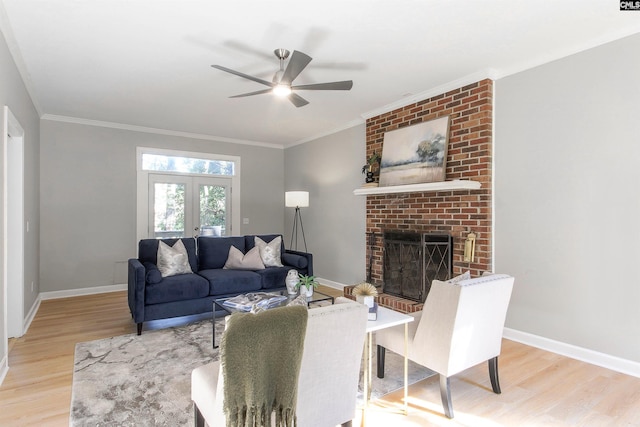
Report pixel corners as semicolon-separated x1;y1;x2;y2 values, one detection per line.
71;318;432;426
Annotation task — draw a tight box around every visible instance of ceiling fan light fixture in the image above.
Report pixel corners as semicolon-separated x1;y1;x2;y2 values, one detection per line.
273;84;292;97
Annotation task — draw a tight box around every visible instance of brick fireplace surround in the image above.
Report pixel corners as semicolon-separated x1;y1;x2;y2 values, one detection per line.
346;79;493;313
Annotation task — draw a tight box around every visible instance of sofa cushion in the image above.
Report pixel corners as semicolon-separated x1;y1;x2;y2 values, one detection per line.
199;268;262;296
143;262;162;284
144;273;209;305
198;236;246;270
138;238;199;273
223;246;265;270
157;240;194;277
255;266;291;289
254;236;284;267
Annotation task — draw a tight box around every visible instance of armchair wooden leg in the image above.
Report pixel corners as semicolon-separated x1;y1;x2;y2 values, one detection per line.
194;403;205;427
376;345;386;378
137;323;143;335
439;374;454;419
488;356;501;394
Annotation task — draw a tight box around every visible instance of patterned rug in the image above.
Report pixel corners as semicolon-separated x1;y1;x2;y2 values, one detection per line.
71;317;433;426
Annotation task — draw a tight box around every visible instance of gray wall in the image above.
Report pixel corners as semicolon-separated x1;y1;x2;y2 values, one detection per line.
284;124;366;285
0;27;40;359
40;120;284;292
495;33;640;362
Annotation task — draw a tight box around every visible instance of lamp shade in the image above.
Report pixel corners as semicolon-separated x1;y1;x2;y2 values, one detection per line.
285;191;309;208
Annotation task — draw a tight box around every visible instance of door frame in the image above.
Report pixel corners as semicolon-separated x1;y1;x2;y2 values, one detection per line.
136;147;241;242
3;106;25;344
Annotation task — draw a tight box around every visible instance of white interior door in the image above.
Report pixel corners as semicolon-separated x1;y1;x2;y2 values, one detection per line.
148;174;231;238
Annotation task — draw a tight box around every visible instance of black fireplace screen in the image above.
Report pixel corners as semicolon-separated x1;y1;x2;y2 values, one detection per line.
383;232;453;302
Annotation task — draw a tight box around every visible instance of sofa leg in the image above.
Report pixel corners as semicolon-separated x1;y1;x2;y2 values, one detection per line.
488;356;501;394
137;323;143;335
376;345;386;378
439;374;454;419
194;403;205;427
341;421;353;427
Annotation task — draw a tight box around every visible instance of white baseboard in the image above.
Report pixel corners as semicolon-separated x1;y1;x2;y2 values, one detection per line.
0;353;8;386
22;296;41;335
315;279;640;379
40;283;127;300
503;328;640;379
317;277;346;291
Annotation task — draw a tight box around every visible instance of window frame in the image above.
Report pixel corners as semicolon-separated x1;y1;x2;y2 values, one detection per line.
136;147;241;242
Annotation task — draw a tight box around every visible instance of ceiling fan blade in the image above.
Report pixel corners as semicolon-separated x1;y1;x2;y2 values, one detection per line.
280;50;312;85
211;65;274;87
292;80;353;91
288;93;309;108
229;88;273;98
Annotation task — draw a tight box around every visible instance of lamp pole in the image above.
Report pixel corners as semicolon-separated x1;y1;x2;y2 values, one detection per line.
290;206;307;252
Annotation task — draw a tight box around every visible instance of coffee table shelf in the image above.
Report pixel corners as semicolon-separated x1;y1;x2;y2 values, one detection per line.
212;289;334;348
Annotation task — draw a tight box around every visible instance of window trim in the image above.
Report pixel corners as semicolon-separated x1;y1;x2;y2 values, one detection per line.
136;147;241;242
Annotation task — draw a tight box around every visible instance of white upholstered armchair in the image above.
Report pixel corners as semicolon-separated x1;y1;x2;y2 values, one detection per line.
191;298;368;427
376;273;514;418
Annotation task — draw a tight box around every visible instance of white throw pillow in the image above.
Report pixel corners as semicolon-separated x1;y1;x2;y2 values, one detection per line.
447;270;471;285
156;239;193;277
223;246;265;270
254;236;284;267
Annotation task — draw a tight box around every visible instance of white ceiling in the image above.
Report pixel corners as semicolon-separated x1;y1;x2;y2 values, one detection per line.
1;1;639;147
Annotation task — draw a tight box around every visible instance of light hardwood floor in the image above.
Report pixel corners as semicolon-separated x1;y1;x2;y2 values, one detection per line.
1;287;639;426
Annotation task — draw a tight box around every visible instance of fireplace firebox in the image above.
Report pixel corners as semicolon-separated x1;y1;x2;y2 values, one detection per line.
383;232;453;302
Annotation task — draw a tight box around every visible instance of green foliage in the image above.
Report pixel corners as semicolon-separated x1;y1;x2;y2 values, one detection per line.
361;151;381;174
295;275;319;290
155;183;185;232
199;185;226;226
416;134;446;165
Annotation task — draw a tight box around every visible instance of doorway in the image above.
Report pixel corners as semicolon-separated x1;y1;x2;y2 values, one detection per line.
148;174;231;238
3;106;25;339
136;147;241;242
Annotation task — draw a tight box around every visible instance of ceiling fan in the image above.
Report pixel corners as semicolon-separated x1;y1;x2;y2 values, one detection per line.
211;49;353;107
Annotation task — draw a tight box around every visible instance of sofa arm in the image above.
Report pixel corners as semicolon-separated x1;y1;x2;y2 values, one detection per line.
284;249;313;276
128;259;146;324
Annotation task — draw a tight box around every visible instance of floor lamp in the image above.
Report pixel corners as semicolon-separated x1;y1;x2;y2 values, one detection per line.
285;191;309;252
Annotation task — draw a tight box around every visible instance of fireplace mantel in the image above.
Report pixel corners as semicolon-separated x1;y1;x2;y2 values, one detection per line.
353;179;481;196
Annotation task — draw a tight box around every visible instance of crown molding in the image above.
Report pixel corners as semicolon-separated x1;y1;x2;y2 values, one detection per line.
40;114;284;149
286;118;365;148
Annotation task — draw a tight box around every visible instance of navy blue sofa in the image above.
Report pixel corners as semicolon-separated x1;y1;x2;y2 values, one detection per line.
127;234;313;334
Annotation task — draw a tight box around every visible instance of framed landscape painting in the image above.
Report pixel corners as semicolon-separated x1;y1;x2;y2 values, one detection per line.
379;116;450;186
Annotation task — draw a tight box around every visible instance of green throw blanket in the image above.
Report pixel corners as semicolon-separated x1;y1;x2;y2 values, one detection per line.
221;305;308;427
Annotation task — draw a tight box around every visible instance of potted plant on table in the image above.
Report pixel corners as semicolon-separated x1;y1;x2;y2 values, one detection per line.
296;274;319;298
361;151;381;184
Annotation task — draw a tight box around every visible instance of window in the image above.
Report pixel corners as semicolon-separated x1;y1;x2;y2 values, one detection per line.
141;153;235;176
137;148;241;241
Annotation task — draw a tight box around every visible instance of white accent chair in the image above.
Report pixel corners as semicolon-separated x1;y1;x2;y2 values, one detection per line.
191;298;368;427
376;274;514;418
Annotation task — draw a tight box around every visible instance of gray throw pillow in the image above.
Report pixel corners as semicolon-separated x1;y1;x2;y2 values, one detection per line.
156;239;193;277
447;270;471;285
254;236;284;267
223;246;265;270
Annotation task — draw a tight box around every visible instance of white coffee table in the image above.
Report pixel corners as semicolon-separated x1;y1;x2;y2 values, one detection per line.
363;306;414;414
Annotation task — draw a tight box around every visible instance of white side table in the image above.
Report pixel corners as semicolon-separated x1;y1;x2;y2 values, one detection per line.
364;306;414;414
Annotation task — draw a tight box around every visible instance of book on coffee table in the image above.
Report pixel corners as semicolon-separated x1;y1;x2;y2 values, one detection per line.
222;292;288;312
